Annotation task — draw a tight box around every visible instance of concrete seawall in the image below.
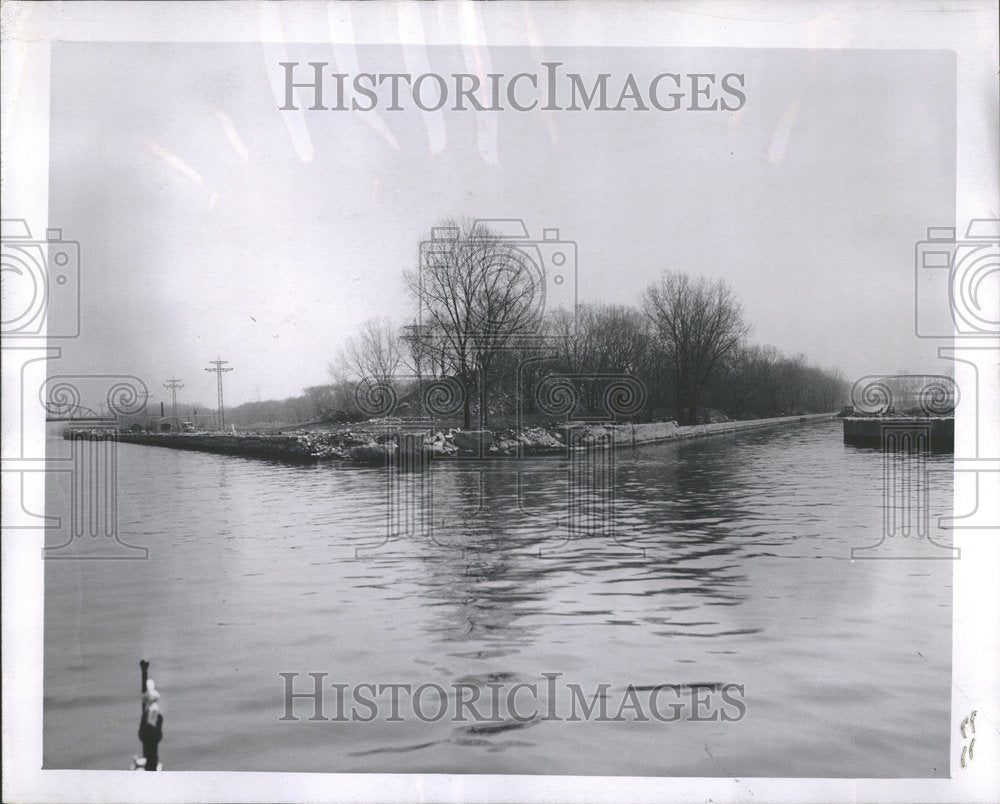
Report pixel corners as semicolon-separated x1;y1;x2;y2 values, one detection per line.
842;416;954;451
598;412;836;447
115;432;321;459
103;413;837;463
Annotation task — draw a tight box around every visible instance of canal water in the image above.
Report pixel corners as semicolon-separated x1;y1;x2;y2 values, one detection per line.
43;419;953;776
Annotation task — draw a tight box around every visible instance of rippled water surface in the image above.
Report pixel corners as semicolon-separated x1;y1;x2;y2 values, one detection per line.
44;420;952;775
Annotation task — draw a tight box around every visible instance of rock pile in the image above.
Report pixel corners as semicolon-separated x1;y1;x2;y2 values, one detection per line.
451;429;494;453
492;427;564;455
302;425;576;463
113;412;833;464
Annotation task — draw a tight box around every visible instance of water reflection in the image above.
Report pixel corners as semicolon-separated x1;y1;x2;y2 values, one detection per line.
44;420;952;776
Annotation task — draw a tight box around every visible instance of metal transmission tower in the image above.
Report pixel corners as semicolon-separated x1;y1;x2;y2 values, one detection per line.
163;378;184;426
205;357;233;431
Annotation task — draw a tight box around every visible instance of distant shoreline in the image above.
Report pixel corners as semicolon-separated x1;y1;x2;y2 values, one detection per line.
68;413;838;464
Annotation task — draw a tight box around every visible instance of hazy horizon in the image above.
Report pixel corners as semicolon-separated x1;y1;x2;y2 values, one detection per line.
48;42;955;408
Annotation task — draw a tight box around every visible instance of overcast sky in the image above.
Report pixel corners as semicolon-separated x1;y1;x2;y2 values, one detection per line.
49;42;955;407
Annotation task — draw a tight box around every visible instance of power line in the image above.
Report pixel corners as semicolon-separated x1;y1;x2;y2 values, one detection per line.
163;378;184;424
205;357;233;431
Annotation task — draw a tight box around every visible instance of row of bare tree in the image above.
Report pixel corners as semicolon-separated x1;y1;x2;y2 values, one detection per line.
318;220;848;428
167;220;846;430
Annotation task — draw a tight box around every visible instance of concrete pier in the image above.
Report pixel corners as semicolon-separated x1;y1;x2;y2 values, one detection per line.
842;416;954;451
600;412;836;447
114;432;331;460
70;412;839;464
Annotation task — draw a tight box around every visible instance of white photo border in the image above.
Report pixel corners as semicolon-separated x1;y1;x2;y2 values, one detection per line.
2;1;997;801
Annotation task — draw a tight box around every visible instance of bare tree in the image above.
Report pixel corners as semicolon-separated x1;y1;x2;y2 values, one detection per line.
548;306;591;376
331;317;404;387
302;385;337;420
548;304;650;413
642;272;749;425
405;220;542;428
721;344;767;419
776;354;808;415
588;305;650;376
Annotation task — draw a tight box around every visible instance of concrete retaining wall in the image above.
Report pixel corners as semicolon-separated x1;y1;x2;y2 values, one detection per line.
602;412;836;448
110;412;837;462
117;432;316;459
842;416;953;451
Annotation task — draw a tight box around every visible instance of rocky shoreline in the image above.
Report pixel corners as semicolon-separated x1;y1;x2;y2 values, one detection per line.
69;413;836;464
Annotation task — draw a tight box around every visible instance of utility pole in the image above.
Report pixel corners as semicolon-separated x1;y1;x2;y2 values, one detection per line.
163;378;184;427
205;357;233;431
